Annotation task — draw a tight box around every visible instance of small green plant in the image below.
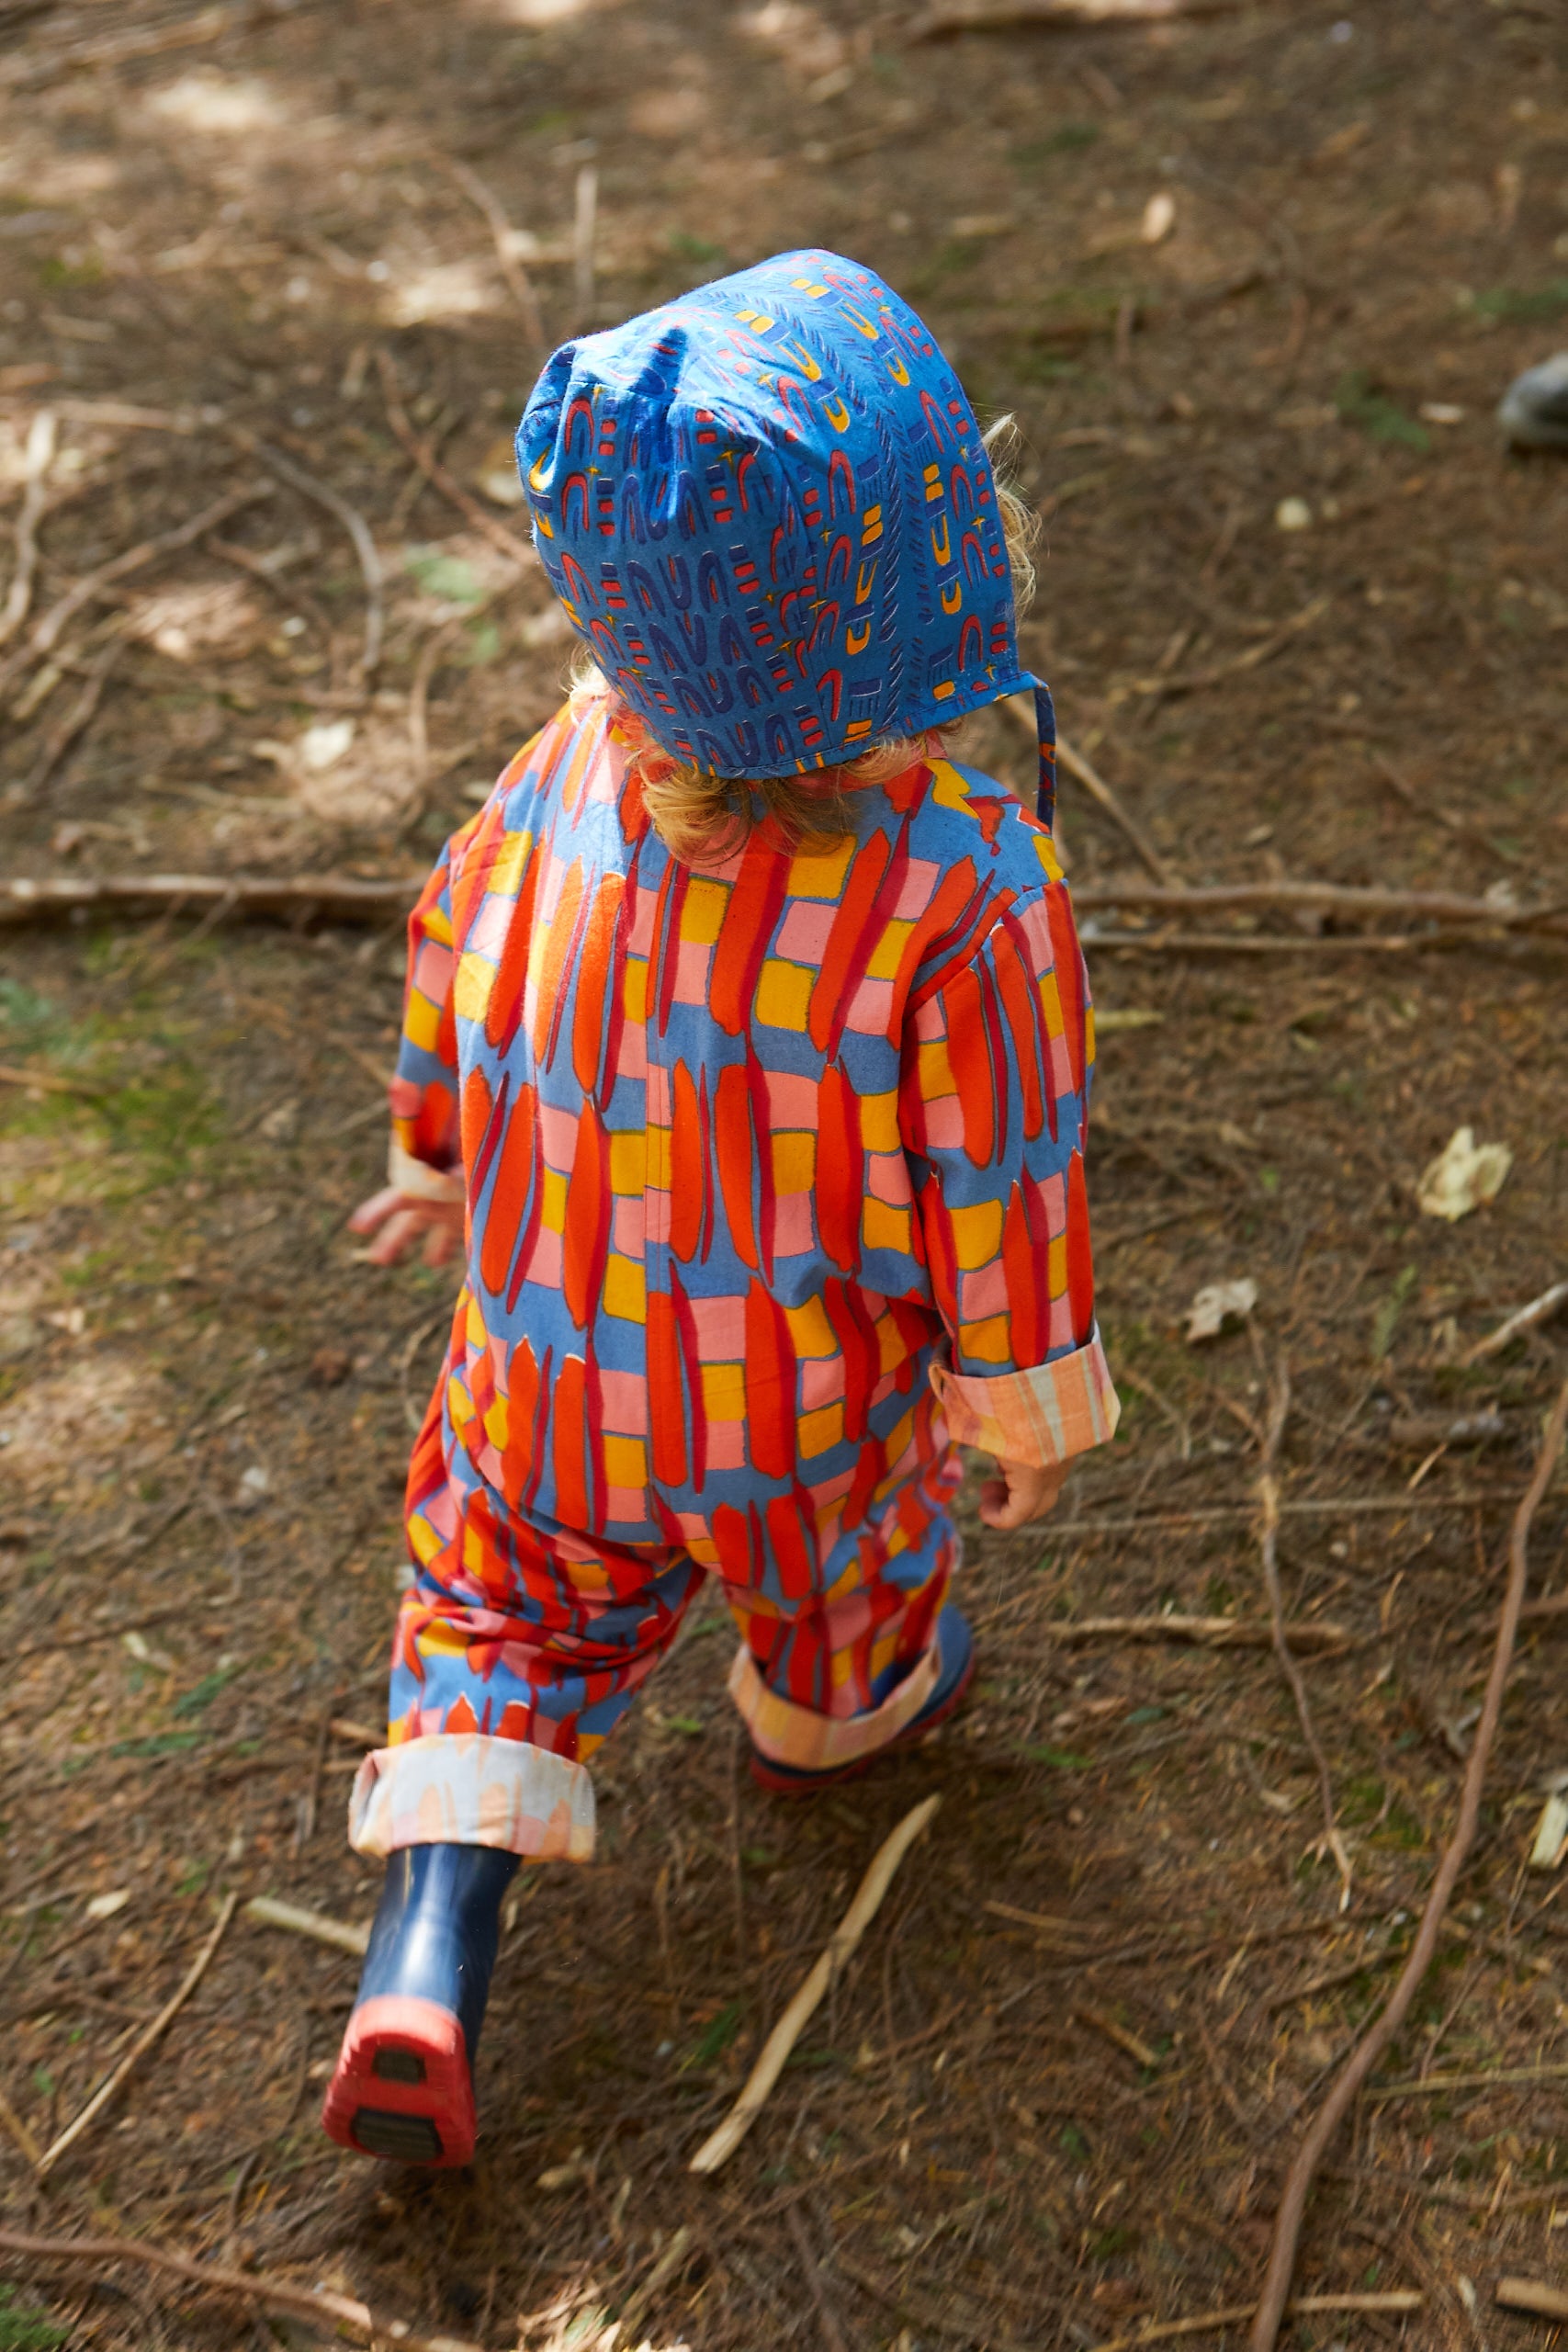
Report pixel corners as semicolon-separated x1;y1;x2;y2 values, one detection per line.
1371;1263;1418;1359
1336;371;1430;452
0;2287;69;2350
1012;123;1100;164
685;2001;743;2068
403;547;487;605
1024;1743;1093;1770
1472;279;1568;322
667;230;727;264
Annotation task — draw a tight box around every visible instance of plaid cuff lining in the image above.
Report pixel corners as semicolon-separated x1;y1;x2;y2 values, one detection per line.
728;1634;941;1771
348;1732;596;1862
930;1323;1120;1466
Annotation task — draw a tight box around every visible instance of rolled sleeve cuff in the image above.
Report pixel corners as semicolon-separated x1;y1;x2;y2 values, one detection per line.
929;1322;1120;1466
388;1137;465;1206
347;1733;596;1862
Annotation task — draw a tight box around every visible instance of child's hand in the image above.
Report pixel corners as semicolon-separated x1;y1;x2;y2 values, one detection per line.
349;1186;464;1269
978;1457;1068;1532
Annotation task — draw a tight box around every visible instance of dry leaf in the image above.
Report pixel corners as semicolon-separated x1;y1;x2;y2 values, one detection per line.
1185;1277;1258;1342
1416;1126;1512;1222
85;1889;130;1922
1530;1793;1568;1871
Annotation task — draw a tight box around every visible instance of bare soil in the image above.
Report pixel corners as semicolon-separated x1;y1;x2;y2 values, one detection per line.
3;2;1568;2347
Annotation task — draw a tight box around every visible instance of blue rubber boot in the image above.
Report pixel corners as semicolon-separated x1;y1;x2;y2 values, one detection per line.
750;1604;976;1794
321;1843;519;2166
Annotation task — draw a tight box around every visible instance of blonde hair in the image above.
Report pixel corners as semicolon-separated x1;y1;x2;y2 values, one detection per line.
571;416;1039;867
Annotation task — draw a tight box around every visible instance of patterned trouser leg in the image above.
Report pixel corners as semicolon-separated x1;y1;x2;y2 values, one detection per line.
347;1433;961;1865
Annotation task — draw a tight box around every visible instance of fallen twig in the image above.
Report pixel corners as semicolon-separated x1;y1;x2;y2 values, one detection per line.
37;1890;237;2177
1130;594;1331;698
1071;877;1568;936
1255;1365;1352;1913
785;2204;850;2352
230;431;382;680
1084;928;1555;957
17;624;126;802
999;696;1167;881
616;2223;695;2341
442;158;547;346
908;0;1242;34
0;407;55;648
0;2083;42;2173
1496;2276;1568;2324
1088;2293;1421;2352
1367;2060;1568;2103
0;1060;107;1096
0;482;268;704
1461;1278;1568;1366
0;2227;483;2352
331;1715;384;1748
1043;1613;1348;1652
243;1894;370;1958
1077;2001;1159;2069
1247;1372;1568;2352
376;349;534;571
689;1795;941;2174
0;871;417;927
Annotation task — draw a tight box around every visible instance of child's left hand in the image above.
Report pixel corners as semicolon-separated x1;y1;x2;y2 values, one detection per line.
349;1186;464;1268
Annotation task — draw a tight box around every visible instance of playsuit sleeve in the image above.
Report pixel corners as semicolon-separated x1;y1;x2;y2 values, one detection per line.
386;833;467;1206
902;875;1119;1468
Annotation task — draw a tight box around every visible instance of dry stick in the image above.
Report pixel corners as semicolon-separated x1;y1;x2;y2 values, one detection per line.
1256;1366;1351;1914
18;625;126;802
1461;1277;1568;1366
1087;928;1553;958
785;2203;851;2352
0;482;268;703
443;158;547;347
1088;2293;1421;2352
230;432;382;680
1071;878;1568;935
1132;594;1332;698
1043;1613;1348;1652
375;349;534;571
1496;2277;1568;2324
1247;1371;1568;2352
573;162;598;321
909;0;1241;34
37;1890;236;2177
0;2228;483;2352
1366;2059;1568;2104
0;872;418;927
0;406;55;647
689;1794;941;2173
243;1894;370;1959
616;2222;694;2341
0;2083;42;2173
999;695;1167;882
0;1060;107;1096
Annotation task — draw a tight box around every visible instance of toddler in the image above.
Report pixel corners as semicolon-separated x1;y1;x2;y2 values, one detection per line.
322;249;1120;2167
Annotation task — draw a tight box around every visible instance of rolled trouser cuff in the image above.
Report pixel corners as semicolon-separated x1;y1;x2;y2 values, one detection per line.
728;1633;942;1772
348;1733;595;1862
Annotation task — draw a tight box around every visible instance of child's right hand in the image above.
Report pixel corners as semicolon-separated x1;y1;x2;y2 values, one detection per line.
978;1457;1068;1532
349;1186;464;1269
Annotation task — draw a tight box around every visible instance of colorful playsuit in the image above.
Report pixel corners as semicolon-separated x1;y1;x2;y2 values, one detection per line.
348;251;1119;1870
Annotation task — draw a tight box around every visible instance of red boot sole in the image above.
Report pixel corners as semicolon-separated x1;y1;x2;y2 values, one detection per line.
320;1994;475;2167
749;1644;977;1796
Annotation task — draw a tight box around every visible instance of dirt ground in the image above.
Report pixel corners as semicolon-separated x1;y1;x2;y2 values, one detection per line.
3;0;1568;2346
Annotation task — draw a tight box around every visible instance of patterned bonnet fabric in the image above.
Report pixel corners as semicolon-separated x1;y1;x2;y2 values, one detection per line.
517;247;1057;826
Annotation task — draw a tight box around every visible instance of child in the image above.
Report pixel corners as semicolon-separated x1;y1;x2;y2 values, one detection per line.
323;250;1120;2168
